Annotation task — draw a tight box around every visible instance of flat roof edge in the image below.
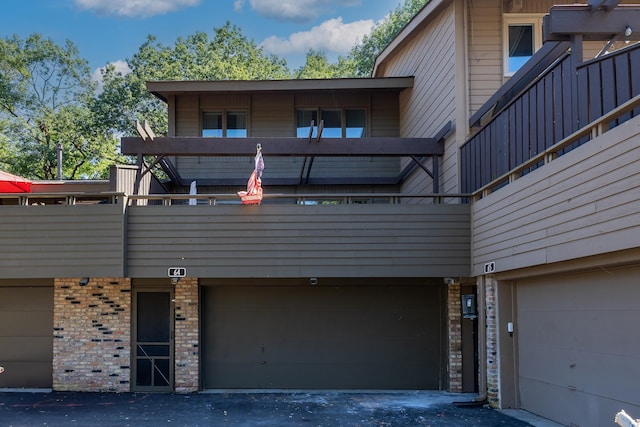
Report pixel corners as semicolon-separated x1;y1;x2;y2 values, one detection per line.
146;77;414;95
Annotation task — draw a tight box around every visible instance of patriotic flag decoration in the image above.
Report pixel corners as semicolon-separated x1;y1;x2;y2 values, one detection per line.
237;144;264;205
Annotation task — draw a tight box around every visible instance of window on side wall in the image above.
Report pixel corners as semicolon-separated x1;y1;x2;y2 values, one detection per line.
296;109;367;138
202;111;247;137
504;14;543;77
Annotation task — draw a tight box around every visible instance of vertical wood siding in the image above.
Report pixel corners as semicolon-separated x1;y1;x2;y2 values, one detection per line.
471;115;640;276
126;203;471;278
0;205;126;278
463;43;640;193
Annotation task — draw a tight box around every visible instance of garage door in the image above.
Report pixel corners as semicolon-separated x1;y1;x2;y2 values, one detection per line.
516;266;640;426
203;284;444;389
0;286;53;388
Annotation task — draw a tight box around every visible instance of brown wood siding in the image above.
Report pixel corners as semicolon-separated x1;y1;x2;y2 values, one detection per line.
126;203;471;278
0;282;53;388
471;114;640;276
294;92;370;108
516;266;640;426
376;2;456;197
171;91;402;182
202;280;446;389
175;95;200;137
0;205;125;278
371;92;400;137
468;0;502;117
251;93;294;136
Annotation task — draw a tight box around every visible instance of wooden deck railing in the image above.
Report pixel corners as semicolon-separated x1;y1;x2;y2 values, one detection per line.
126;193;471;206
0;192;471;206
462;42;640;194
472;92;640;199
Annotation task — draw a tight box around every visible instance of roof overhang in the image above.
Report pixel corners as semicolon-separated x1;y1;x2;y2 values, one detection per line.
373;0;451;77
544;4;640;42
147;77;414;102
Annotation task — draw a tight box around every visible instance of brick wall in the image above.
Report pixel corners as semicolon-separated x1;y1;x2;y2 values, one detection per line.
174;277;199;393
447;283;462;392
485;276;499;407
53;278;131;392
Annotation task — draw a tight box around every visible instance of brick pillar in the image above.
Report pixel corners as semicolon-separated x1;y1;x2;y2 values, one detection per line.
447;282;463;392
485;276;499;407
53;278;131;392
174;277;199;393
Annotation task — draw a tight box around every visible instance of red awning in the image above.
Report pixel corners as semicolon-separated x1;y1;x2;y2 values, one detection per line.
0;170;32;193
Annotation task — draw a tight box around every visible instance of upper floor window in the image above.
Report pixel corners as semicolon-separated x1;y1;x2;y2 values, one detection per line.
504;14;543;77
296;109;366;138
202;111;247;137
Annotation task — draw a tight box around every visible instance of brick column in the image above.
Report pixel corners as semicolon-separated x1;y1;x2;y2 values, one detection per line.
53;278;131;392
447;282;463;392
174;277;199;393
485;276;499;407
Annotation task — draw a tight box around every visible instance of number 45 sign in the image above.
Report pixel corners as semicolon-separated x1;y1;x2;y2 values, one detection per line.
168;267;187;278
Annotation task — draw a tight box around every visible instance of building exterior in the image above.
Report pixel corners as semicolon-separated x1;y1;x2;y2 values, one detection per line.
1;1;640;426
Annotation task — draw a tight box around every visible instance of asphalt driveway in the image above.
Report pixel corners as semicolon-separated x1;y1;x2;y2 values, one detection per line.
0;390;535;426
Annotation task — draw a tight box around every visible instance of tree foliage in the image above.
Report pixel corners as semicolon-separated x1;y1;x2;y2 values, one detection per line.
294;50;355;79
0;34;120;179
95;23;291;137
346;0;430;77
0;3;429;179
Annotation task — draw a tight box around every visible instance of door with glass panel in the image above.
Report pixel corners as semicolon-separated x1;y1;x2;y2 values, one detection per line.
132;288;174;391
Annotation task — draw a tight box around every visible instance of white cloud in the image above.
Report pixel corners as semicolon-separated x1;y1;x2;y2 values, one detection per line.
260;17;373;55
92;60;131;92
234;0;245;13
74;0;200;18
249;0;360;22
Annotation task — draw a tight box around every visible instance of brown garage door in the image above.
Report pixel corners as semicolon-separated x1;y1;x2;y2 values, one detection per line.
0;285;53;388
516;266;640;426
203;283;445;389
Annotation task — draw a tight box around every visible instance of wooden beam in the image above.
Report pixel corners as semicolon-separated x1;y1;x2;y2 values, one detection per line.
544;5;640;41
121;137;443;156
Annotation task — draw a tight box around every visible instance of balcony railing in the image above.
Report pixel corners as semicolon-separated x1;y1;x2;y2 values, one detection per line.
0;192;470;206
473;92;640;199
461;42;640;194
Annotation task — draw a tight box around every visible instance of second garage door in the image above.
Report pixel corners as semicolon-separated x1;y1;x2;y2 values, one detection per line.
203;282;445;389
0;284;53;389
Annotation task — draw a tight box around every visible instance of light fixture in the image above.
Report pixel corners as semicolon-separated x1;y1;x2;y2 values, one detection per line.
309;277;318;286
625;25;632;37
79;277;89;286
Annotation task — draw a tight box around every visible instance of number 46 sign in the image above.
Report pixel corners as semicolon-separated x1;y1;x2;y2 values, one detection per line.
168;267;186;278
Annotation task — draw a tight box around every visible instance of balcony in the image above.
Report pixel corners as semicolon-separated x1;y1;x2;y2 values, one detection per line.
0;192;471;280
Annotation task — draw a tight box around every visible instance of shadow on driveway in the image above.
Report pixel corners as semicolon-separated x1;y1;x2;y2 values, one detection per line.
0;390;533;426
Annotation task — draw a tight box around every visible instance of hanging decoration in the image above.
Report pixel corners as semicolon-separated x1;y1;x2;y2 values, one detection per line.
237;144;264;205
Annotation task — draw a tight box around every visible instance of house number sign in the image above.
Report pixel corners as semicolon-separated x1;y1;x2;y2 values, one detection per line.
168;267;187;277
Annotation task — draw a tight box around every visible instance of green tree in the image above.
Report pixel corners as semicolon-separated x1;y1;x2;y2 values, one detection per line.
0;34;120;179
347;0;430;76
95;23;291;137
294;50;355;79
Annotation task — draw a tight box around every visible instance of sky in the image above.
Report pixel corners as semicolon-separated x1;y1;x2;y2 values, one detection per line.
1;0;405;82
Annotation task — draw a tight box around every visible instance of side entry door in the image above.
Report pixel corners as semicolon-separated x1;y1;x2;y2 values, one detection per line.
132;288;174;391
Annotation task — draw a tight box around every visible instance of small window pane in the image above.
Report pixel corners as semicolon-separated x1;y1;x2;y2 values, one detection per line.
346;110;366;138
297;110;317;137
508;24;534;74
321;110;342;138
203;112;222;137
227;111;247;138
